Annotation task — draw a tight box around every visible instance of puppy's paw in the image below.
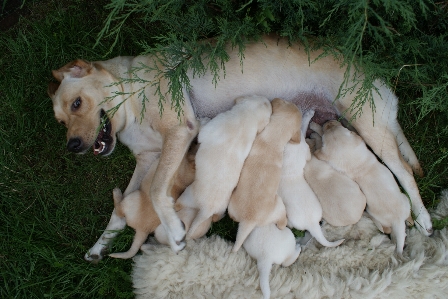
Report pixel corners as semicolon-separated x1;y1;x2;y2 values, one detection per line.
414;208;433;236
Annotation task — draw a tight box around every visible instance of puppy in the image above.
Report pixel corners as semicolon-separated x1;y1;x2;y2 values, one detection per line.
109;147;196;259
175;95;272;239
314;120;411;254
278;110;344;247
228;98;302;252
243;224;301;299
304;123;367;227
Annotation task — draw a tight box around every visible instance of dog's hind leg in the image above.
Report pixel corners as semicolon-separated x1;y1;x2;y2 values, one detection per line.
186;210;213;240
233;221;257;252
282;243;301;267
150;122;199;253
109;229;148;259
391;123;423;177
257;260;273;299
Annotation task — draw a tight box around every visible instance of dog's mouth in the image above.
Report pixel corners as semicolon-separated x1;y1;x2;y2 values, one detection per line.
93;110;113;156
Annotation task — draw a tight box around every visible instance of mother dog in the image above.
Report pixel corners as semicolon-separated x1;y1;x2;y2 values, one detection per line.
48;35;432;262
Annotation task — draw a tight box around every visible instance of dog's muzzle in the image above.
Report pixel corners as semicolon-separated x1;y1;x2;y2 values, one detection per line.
67;137;84;153
93;109;113;156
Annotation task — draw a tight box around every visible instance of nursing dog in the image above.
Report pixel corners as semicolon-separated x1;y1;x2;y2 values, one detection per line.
48;35;432;261
228;98;301;252
314;120;411;254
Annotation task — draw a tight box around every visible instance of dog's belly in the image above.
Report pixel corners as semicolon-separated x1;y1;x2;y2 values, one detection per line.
189;89;339;129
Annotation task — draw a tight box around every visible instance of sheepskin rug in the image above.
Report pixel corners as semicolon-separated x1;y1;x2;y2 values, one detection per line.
132;191;448;299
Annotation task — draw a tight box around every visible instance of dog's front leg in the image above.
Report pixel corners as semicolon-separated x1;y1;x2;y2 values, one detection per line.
150;122;199;253
84;151;159;262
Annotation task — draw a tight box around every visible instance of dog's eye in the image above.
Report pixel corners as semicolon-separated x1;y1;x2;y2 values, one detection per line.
72;97;82;110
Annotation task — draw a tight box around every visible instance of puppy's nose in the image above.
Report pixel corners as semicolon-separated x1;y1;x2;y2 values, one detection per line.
67;137;83;153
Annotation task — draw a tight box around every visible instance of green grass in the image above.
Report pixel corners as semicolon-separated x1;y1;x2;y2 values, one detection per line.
0;0;447;298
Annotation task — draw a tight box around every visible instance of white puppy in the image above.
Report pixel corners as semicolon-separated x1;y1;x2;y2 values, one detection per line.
314;120;411;254
278;110;344;247
304;123;367;227
243;224;301;299
176;95;272;239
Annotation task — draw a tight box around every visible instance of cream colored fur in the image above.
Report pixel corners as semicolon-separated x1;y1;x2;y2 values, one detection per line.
278;110;344;248
304;123;367;227
175;95;272;239
228;98;302;252
314;121;411;254
49;35;431;261
132;190;448;299
243;224;301;299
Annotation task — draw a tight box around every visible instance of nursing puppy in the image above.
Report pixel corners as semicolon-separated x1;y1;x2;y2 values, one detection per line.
278;110;344;247
175;95;272;239
228;98;302;252
314;120;411;254
304;123;367;227
109;148;196;259
243;224;301;299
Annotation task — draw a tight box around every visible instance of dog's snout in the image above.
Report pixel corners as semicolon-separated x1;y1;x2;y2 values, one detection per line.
67;138;83;153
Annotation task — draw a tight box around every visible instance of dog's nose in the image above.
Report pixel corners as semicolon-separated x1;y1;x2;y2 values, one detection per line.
67;138;83;153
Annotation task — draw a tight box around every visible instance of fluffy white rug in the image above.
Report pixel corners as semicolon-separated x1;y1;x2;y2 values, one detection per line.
132;191;448;299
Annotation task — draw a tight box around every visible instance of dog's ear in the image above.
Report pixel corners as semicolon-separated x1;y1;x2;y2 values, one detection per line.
47;81;60;98
289;129;301;144
52;59;93;82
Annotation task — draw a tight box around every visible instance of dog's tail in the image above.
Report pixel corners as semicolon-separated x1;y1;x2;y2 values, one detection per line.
186;210;213;240
308;224;344;248
257;260;273;299
113;188;125;218
233;221;257;252
109;229;148;259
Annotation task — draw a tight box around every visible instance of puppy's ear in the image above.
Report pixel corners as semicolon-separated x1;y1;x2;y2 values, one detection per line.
47;82;60;99
52;59;93;82
289;129;301;144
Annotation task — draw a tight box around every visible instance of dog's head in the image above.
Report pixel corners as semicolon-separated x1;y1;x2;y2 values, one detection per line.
48;59;126;156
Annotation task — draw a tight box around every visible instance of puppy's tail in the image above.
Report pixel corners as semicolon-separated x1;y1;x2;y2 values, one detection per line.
233;221;256;252
308;224;344;248
391;220;406;255
109;229;148;259
257;260;273;299
186;211;212;240
113;188;125;218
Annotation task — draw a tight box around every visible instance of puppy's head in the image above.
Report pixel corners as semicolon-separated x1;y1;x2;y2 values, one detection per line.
48;59;126;156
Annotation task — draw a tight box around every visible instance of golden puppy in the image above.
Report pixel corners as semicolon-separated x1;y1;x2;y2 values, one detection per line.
314;120;411;254
228;98;302;252
109;146;196;259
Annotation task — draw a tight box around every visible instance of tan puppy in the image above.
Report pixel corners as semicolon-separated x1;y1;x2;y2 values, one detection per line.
175;95;272;239
304;123;367;227
109;147;196;259
243;224;301;299
278;110;345;247
314;120;411;254
49;35;431;261
228;98;302;252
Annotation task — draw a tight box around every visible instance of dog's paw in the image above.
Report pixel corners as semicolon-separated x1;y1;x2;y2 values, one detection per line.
167;217;186;253
84;243;109;263
414;208;433;236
